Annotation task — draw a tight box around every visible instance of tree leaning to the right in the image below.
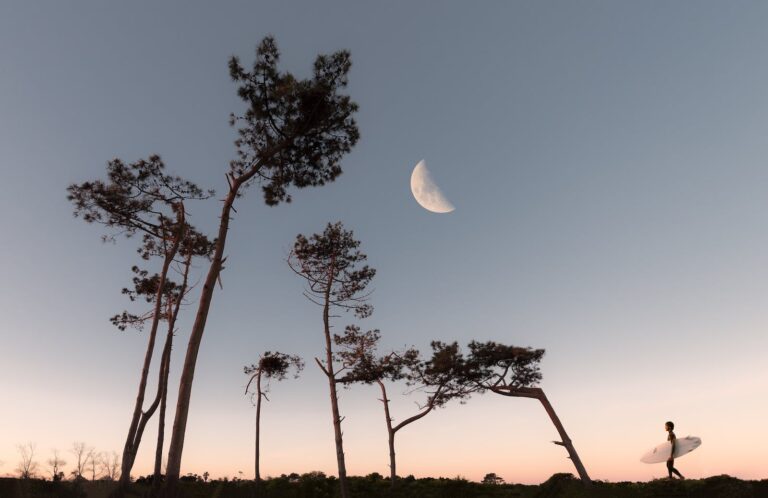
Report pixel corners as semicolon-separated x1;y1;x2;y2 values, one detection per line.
463;341;592;486
162;37;359;497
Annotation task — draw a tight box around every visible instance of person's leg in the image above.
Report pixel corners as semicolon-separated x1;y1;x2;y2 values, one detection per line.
666;460;674;478
671;464;684;479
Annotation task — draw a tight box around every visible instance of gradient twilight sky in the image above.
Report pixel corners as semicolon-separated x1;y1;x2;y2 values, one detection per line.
1;0;767;484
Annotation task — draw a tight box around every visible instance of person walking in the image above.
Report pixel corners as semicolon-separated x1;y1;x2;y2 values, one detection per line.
665;421;685;479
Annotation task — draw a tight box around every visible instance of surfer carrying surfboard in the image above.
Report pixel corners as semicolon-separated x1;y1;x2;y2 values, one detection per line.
665;421;685;479
640;423;700;467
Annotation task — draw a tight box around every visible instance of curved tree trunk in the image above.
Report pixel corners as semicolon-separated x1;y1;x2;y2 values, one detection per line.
152;252;192;497
162;149;287;497
377;381;396;486
150;341;170;497
115;220;183;496
491;387;591;486
164;176;246;496
376;381;443;488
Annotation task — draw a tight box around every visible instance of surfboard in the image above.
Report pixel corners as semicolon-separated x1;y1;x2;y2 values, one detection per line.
640;436;701;464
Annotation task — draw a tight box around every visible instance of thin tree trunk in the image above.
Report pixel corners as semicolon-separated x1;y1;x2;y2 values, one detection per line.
254;370;262;490
491;387;592;486
154;304;174;482
151;343;170;495
326;374;349;498
152;252;192;498
150;303;174;495
321;269;349;498
377;381;396;486
116;222;183;494
130;329;172;473
383;385;441;488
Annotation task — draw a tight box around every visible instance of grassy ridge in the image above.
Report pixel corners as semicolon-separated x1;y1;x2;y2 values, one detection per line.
2;473;766;498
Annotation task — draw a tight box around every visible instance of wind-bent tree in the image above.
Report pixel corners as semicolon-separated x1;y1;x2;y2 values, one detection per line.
243;352;304;490
67;156;213;493
164;36;359;496
338;336;471;486
464;341;592;485
288;222;375;498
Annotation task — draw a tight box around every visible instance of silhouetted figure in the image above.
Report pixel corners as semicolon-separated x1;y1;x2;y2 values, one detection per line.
666;421;685;479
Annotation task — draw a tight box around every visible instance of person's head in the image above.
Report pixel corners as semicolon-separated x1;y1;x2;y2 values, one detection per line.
665;421;674;431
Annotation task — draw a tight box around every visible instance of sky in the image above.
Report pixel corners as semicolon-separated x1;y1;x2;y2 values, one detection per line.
1;0;767;485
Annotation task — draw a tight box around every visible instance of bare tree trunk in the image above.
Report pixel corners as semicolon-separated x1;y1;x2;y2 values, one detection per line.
116;227;182;494
491;387;591;486
164;180;241;496
326;374;349;498
151;252;191;498
254;370;262;490
162;150;286;497
89;449;97;481
377;381;396;487
320;274;349;498
150;326;172;496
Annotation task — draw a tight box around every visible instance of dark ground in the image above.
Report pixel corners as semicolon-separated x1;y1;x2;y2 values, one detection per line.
2;473;767;498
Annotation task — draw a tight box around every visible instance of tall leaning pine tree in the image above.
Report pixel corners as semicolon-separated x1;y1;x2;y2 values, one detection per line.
67;156;212;496
163;37;359;496
288;222;375;498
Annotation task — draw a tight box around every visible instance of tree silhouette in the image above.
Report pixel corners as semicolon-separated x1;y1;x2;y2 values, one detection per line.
67;156;212;495
288;222;374;498
15;443;38;479
87;449;100;481
70;442;93;481
482;472;504;485
99;452;121;482
163;37;359;496
47;449;66;481
464;341;592;486
244;351;304;491
338;336;473;486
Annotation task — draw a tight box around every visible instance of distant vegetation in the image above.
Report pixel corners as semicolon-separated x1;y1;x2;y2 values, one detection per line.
2;473;767;498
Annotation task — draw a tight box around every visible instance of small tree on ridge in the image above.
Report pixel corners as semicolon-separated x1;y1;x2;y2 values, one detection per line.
244;351;304;490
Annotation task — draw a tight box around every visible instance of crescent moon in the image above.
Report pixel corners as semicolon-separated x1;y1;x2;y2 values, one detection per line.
410;160;455;213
